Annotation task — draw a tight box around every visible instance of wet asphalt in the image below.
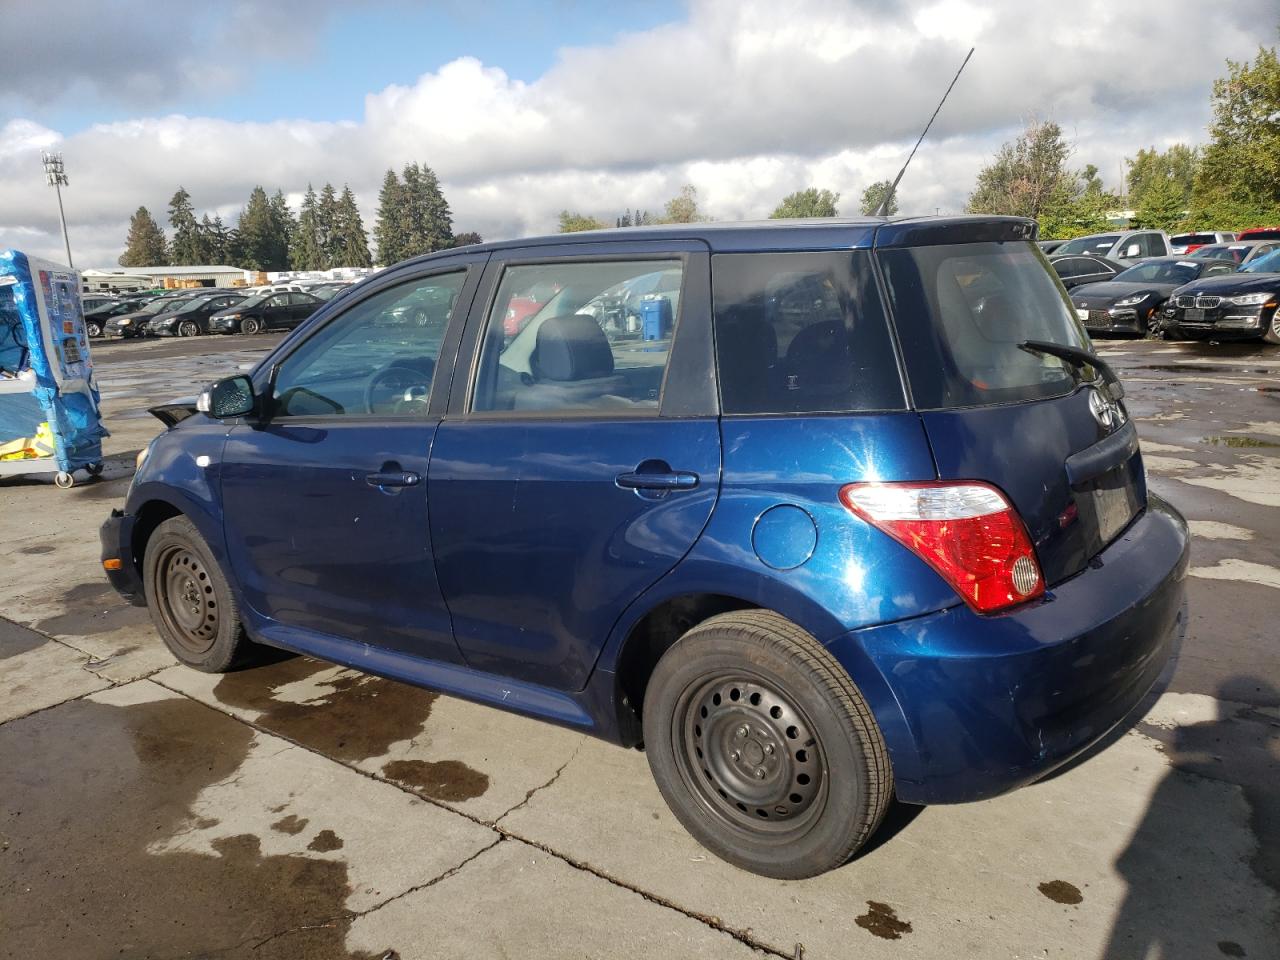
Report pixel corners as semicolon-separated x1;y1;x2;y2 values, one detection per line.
0;331;1277;958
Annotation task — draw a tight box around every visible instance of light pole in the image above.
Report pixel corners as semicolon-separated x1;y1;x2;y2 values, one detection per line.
41;151;73;268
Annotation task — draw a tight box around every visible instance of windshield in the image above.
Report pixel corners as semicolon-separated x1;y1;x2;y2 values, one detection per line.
1241;249;1280;274
1192;244;1246;263
1055;235;1120;256
879;241;1092;409
233;295;267;310
1113;260;1202;284
141;298;189;315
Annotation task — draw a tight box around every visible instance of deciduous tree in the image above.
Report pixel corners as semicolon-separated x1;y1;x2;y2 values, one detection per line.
558;211;607;232
859;180;899;216
771;188;840;218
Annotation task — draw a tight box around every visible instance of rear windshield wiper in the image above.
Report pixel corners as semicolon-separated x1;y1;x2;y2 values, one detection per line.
1018;339;1124;400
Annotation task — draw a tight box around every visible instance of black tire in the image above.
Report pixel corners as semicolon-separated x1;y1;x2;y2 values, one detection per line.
643;610;892;879
241;317;261;335
143;515;252;672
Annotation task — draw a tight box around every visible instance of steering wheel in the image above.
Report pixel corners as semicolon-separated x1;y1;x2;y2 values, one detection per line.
364;361;434;415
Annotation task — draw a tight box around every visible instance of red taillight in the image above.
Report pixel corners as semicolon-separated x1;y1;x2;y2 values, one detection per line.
839;481;1044;615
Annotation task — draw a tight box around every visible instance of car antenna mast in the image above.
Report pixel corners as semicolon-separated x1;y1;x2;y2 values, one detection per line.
876;46;975;217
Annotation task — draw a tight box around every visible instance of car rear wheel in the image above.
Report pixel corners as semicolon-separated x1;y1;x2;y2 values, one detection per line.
240;317;261;335
143;516;253;672
643;610;892;879
178;320;200;338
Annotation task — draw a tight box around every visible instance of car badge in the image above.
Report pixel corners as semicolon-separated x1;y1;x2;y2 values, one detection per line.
1088;387;1122;431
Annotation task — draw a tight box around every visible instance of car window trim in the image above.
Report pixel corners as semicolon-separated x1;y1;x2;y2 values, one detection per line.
446;240;710;422
252;256;487;423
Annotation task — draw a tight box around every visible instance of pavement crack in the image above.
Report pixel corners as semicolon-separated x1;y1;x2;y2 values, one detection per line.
355;835;506;918
495;739;583;823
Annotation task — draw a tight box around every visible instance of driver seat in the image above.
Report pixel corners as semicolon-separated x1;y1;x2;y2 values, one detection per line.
514;314;628;411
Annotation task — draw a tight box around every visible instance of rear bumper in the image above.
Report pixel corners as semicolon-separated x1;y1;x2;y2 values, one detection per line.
829;493;1189;805
100;509;146;606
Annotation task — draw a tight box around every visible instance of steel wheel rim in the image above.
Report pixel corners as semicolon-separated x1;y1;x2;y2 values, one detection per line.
673;671;828;836
155;545;218;656
242;319;258;334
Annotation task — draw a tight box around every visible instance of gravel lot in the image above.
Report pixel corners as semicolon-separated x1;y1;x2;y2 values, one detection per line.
1;332;1277;959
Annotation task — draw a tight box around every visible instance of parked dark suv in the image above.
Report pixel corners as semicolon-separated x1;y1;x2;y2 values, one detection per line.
101;217;1189;879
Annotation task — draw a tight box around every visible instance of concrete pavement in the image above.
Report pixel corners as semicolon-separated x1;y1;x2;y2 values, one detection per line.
1;333;1277;958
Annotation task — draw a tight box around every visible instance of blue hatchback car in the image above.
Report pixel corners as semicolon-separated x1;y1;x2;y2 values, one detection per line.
101;216;1189;878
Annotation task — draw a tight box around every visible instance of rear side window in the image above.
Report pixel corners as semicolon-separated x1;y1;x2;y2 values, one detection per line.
1172;233;1215;247
711;252;904;414
879;242;1092;409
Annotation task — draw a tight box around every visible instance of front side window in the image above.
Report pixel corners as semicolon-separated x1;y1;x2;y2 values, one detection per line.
712;252;904;414
879;241;1092;409
271;271;465;418
471;259;683;414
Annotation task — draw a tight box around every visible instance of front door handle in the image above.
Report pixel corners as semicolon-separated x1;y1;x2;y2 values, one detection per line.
365;470;421;488
615;470;699;491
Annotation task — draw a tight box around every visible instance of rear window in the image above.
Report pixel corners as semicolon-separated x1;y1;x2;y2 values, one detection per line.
1172;233;1215;246
1055;235;1119;256
878;242;1092;409
711;252;904;414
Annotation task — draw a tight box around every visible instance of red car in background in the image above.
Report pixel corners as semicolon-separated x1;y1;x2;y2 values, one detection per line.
503;280;562;336
1237;226;1280;242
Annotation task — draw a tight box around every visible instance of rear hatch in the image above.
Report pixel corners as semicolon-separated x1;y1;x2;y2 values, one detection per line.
875;220;1145;585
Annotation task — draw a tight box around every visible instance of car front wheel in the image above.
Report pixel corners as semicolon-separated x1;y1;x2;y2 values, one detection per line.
143;516;253;672
643;610;892;879
240;317;261;335
1264;309;1280;345
178;320;200;338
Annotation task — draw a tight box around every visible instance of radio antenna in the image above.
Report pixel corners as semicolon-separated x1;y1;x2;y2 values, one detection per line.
876;46;975;217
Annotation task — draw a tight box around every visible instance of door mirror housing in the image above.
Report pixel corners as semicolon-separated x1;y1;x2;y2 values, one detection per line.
1124;243;1141;258
202;375;256;419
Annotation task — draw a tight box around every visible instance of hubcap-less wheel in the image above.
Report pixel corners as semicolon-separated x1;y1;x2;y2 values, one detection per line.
675;673;826;832
180;321;199;337
155;545;218;657
241;318;260;335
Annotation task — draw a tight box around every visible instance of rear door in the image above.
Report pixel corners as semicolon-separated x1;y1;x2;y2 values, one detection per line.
877;228;1144;584
427;240;720;691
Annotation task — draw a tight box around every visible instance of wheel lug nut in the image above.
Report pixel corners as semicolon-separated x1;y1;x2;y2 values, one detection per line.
736;726;749;739
754;768;766;779
763;744;774;756
730;751;740;762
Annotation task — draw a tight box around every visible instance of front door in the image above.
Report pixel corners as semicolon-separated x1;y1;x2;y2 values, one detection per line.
428;245;721;691
220;263;481;662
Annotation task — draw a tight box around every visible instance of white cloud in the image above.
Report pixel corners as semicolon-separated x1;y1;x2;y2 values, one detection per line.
0;0;1271;266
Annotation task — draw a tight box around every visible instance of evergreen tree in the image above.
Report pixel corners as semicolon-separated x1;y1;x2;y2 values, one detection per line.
197;214;220;263
317;182;340;268
334;185;372;267
401;162;453;255
168;187;202;264
374;168;410;266
268;189;296;271
119;206;168;266
236;187;277;271
451;231;483;247
291;184;325;271
771;188;840;218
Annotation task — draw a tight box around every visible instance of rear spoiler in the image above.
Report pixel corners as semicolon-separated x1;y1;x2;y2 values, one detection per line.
148;397;199;428
874;216;1037;248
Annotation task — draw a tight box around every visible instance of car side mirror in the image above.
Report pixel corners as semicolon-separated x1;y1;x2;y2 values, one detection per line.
1125;244;1140;257
203;375;256;419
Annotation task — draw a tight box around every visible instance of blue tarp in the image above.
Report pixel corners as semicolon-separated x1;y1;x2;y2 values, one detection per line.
0;249;107;471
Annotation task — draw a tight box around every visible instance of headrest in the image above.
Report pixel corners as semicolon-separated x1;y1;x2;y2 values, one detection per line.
532;314;615;381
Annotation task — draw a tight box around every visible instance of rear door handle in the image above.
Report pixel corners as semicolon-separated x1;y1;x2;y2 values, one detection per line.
615;470;699;491
365;470;421;488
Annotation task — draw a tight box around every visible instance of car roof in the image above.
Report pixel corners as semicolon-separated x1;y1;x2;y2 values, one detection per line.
395;215;1035;266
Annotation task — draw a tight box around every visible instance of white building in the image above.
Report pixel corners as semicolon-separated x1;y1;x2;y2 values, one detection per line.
82;264;247;292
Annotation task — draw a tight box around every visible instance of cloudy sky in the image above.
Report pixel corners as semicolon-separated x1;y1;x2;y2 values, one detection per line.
0;0;1272;267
